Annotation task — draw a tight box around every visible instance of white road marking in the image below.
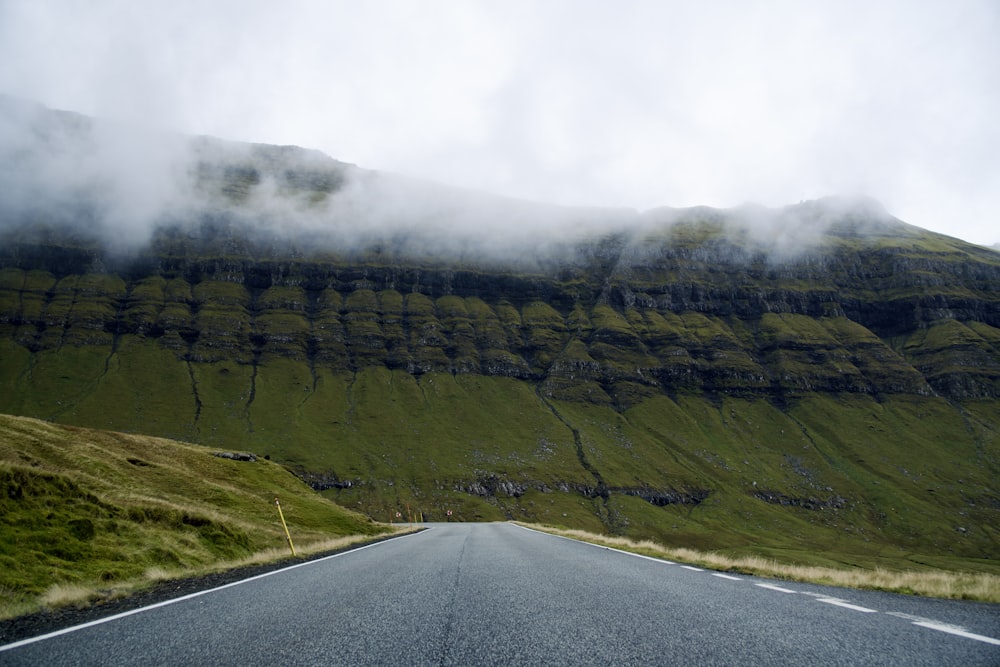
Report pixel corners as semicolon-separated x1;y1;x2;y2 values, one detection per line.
0;531;426;653
520;525;1000;646
514;524;675;564
755;583;797;593
912;621;1000;646
609;550;676;566
815;597;877;613
887;612;1000;646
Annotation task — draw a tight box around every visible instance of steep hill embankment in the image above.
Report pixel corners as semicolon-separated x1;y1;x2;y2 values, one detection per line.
0;412;388;619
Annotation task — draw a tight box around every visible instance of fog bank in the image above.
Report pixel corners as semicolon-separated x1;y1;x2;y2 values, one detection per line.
1;97;916;267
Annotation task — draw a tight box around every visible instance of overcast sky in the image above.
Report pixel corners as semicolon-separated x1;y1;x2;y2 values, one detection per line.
0;0;997;245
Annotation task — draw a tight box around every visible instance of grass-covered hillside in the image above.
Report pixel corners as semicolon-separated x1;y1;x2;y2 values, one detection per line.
0;101;998;585
0;413;390;619
1;337;997;575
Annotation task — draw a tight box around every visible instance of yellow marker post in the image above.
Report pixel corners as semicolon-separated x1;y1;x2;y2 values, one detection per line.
275;497;297;557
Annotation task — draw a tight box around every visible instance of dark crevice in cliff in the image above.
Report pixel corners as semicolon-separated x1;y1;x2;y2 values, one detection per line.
414;373;430;405
54;283;74;353
14;278;38;354
99;285;130;380
245;356;259;434
114;285;130;349
952;401;998;469
186;358;202;433
180;298;203;433
10;270;26;332
345;370;358;426
245;291;262;434
398;293;414;375
536;386;609;503
305;288;320;392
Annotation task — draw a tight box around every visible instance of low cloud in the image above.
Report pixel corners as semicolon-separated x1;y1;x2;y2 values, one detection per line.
0;97;907;269
0;96;191;248
0;96;641;264
1;2;997;246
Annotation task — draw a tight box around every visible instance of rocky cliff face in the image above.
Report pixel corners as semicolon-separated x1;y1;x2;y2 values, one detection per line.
2;206;997;404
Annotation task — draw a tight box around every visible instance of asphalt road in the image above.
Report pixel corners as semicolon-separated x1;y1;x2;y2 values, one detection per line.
2;522;998;665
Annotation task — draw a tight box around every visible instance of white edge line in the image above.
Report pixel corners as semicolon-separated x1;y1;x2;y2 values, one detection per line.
815;597;877;613
680;565;704;572
712;573;742;581
517;524;1000;642
513;524;676;565
0;530;428;653
913;621;1000;646
755;582;797;594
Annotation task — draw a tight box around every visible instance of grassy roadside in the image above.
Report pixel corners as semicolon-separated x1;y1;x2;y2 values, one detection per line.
518;523;1000;603
0;413;404;620
18;528;417;623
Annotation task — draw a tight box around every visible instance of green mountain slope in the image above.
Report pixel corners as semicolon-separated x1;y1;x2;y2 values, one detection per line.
0;412;387;617
0;98;998;573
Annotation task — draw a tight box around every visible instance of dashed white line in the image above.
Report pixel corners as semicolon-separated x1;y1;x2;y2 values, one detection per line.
815;597;877;613
711;573;742;581
755;582;797;593
680;565;704;572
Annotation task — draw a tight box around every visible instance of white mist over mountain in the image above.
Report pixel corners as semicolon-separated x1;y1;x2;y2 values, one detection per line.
0;95;919;266
0;1;996;247
0;96;638;259
0;97;194;246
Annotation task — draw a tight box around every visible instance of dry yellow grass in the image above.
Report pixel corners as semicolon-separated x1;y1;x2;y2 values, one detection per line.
219;528;418;571
522;524;1000;603
123;529;420;594
39;584;100;609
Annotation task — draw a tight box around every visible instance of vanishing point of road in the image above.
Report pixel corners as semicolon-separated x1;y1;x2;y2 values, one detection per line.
3;522;998;665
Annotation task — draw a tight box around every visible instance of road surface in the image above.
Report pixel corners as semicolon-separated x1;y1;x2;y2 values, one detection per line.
2;522;998;665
